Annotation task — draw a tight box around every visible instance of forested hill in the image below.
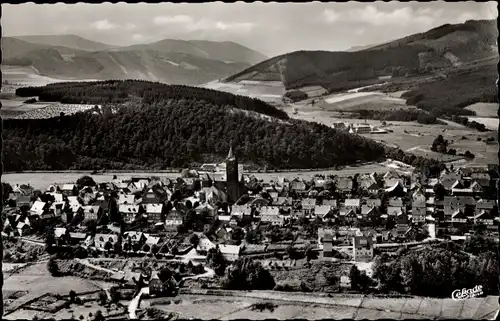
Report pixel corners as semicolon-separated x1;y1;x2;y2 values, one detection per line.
4;97;388;171
15;80;289;120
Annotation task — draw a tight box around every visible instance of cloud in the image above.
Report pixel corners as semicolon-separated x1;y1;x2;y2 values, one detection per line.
323;9;340;23
153;15;193;25
90;19;117;31
153;14;254;33
323;5;438;27
214;21;254;32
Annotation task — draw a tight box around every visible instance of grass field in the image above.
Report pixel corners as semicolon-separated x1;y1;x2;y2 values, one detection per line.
467;117;498;130
148;292;499;320
465;103;498;117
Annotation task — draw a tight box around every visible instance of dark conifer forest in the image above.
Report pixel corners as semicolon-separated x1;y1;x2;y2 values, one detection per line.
4;80;438;171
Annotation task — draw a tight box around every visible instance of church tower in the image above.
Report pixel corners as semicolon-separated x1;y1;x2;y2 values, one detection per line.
226;145;240;204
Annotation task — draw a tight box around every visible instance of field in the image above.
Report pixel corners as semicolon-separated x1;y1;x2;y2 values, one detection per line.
201;80;285;103
2;103;97;119
145;291;498;320
316;91;414;112
465;102;498;117
2;162;396;190
467;117;498;131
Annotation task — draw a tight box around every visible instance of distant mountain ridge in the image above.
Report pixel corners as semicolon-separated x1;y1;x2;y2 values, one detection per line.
12;34;119;52
1;35;268;85
223;19;498;92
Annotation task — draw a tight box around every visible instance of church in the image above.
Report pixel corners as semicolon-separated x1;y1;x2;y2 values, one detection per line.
225;146;246;204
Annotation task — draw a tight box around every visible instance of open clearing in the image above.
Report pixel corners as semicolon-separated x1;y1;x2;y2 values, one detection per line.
201;80;285;103
465;102;498;117
467;117;498;130
3;162;394;190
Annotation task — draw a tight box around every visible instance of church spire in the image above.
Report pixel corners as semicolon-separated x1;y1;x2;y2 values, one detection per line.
227;144;235;159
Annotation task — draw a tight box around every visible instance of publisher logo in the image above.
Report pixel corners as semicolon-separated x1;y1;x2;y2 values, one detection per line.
452;285;484;300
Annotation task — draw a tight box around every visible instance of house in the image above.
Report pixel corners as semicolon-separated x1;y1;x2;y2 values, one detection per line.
301;198;316;211
142;189;163;204
119;204;141;223
314;205;333;219
336;178;353;194
95;233;118;251
165;209;183;230
385;181;407;196
259;206;284;226
345;199;361;210
412;198;427;223
82;205;102;222
474;210;495;226
386;206;404;216
322;199;338;207
142;235;161;253
290;180;307;193
61;184;77;196
219;244;241;262
383;171;403;188
335;227;363;245
451;210;468;224
317;228;336;248
145;203;164;223
215;226;231;242
322;233;334;258
388;197;404;208
230;205;252;218
30;201;47;216
365;199;381;208
123;231;147;247
476;199;496;215
339;208;357;225
118;194;136;205
273;197;293;207
352;236;374;262
196;235;216;253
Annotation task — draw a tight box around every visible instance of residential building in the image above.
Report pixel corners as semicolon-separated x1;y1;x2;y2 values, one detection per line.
119;204;141;223
165;209;183;229
145;203;164;223
95;234;118;251
219;244;241;262
352;236;374;262
82;205;102;222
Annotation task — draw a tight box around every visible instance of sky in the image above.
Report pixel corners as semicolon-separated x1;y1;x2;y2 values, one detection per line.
2;1;498;57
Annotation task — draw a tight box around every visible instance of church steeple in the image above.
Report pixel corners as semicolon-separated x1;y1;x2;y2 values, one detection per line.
227;144;235;159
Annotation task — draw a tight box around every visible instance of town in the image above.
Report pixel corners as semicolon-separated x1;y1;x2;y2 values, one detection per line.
2;147;499;319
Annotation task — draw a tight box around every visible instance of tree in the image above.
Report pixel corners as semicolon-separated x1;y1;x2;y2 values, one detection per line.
231;227;245;242
76;176;96;188
2;183;13;204
349;265;362;291
206;247;227;276
69;290;77;303
47;258;60;277
189;233;200;247
222;258;275;290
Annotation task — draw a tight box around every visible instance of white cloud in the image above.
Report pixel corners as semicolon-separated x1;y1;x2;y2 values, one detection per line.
323;5;438;27
323;9;340;23
153;15;193;25
90;19;117;31
153;15;254;33
215;21;254;32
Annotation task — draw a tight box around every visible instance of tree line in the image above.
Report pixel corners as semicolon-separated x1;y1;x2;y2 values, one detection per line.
4;87;392;171
15;79;289;120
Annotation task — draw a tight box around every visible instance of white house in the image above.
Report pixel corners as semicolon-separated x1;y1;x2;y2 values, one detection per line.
219;244;241;262
95;233;118;251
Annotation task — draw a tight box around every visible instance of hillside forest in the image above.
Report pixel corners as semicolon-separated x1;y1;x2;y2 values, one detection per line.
4;80;442;173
